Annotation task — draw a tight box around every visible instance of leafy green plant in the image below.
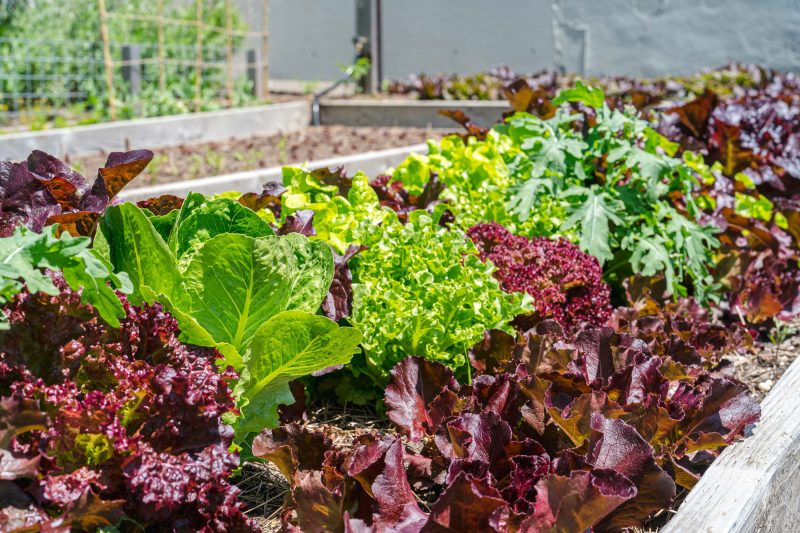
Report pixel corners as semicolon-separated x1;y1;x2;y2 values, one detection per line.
0;225;131;329
336;57;371;93
386;86;720;302
391;131;573;239
503;95;719;300
280;167;391;253
1;0;252;126
98;194;361;438
347;209;531;391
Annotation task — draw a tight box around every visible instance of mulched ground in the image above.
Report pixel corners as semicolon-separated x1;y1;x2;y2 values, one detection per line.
729;320;800;401
64;125;450;189
236;326;800;531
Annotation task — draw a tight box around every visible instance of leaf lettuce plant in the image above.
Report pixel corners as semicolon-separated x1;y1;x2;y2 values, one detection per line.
98;193;362;438
347;209;531;390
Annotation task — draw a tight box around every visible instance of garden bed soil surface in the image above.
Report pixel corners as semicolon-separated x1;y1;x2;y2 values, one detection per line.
237;326;800;531
64;126;449;188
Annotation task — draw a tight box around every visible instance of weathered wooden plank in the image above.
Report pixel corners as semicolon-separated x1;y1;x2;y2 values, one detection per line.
319;99;510;128
0;101;310;160
664;356;800;532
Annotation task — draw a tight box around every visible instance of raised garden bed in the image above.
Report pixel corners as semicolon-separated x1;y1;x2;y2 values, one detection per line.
1;71;799;532
311;63;792;129
318;99;510;128
0;100;311;160
74;126;446;189
117;143;428;202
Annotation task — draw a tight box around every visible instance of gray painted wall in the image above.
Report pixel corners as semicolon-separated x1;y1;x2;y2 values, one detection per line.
381;0;554;78
268;0;355;80
266;0;800;80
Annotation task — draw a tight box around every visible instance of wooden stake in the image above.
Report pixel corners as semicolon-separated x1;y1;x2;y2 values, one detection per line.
225;0;234;105
157;0;166;92
194;0;203;111
97;0;116;120
261;0;269;98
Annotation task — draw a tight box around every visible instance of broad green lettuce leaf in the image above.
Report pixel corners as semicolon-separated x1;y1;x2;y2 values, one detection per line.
101;203;184;306
143;208;180;242
172;197;274;257
181;234;296;352
282;232;335;313
236;310;362;434
98;194;357;439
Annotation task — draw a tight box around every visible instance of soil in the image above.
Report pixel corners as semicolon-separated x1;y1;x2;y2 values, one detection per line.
729;319;800;401
64;125;450;189
237;327;800;531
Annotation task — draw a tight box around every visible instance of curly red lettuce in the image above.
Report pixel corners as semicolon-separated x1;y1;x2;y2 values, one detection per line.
468;222;612;332
0;277;257;532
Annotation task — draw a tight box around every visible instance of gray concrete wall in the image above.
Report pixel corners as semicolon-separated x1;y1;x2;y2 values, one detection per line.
381;0;554;78
268;0;356;80
266;0;800;80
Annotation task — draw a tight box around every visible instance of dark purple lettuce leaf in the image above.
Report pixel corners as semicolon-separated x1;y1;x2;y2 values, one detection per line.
238;181;286;219
370;174;448;224
291;470;346;532
136;194;184;215
422;473;507;532
437;110;490;140
349;436;427;530
588;414;676;530
277;209;316;237
385;356;459;442
0;149;153;237
321;245;364;321
524;470;634;532
251;423;329;480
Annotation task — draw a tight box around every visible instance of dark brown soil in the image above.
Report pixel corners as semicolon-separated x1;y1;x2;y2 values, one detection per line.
729;320;800;401
64;126;450;189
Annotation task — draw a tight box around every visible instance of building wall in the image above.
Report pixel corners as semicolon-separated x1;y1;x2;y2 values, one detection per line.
267;0;800;80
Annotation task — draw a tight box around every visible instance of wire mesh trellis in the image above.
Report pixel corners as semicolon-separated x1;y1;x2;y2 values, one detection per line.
0;0;269;127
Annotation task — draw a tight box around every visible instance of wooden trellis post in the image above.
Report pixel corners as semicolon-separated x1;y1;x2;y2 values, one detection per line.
225;0;234;105
194;0;203;111
97;0;116;119
157;0;166;92
261;0;269;98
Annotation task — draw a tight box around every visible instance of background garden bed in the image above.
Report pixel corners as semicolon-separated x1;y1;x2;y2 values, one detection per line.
0;101;311;160
317;99;510;128
73;125;446;188
117;143;428;202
